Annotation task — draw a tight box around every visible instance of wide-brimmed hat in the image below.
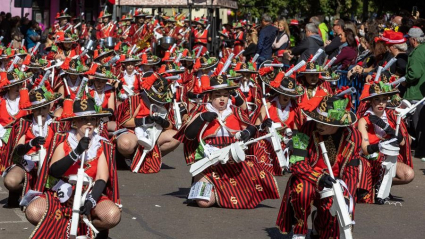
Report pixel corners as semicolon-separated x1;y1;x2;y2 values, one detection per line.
0;69;33;89
61;57;89;75
56;9;71;20
359;81;399;101
99;8;112;19
120;53;142;64
201;74;239;93
55;31;79;43
234;62;257;74
226;68;242;81
194;55;219;71
121;12;134;21
259;63;304;97
161;50;178;62
386;94;403;109
113;42;130;55
22;85;62;111
138;53;161;66
319;69;340;82
140;72;171;104
180;49;196;62
86;63;117;80
158;63;184;74
381;30;406;44
258;60;281;84
27;56;49;69
194;17;207;26
300;91;357;127
300;61;325;74
133;9;147;18
94;47;115;62
60;96;111;121
233;22;245;29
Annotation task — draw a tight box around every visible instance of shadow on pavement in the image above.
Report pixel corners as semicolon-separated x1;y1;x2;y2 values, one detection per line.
164;187;190;198
161;163;175;170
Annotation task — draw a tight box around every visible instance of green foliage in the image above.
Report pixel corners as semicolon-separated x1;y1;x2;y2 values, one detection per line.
235;0;396;20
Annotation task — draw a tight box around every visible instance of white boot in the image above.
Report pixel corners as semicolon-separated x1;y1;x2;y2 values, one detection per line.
292;234;306;239
421;157;425;162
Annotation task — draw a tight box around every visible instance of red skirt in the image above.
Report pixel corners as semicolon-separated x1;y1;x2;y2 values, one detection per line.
200;137;280;209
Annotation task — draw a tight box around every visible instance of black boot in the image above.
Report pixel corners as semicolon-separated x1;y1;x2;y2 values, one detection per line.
95;230;109;239
4;191;20;208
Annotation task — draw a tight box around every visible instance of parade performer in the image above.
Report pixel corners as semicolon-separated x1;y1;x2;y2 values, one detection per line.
234;62;262;122
357;80;414;204
297;60;333;124
276;90;362;239
55;57;89;100
96;7;117;39
47;31;80;61
0;68;32;174
52;9;72;34
119;12;134;43
114;72;180;173
233;22;245;57
117;54;142;101
254;65;304;176
25;96;120;239
129;9;148;45
192;18;209;56
87;64;117;134
3;80;61;207
174;74;280;208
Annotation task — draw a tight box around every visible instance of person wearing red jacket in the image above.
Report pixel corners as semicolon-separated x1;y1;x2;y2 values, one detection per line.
192;18;209;56
276;91;362;239
96;8;117;40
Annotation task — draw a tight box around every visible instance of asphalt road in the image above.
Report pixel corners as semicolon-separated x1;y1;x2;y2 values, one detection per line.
1;145;425;239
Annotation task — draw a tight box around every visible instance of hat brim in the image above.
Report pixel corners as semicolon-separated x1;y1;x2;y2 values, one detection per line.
302;109;357;127
203;85;239;93
199;59;219;70
92;74;117;80
137;57;161;66
360;90;399;101
27;62;49;69
227;74;243;81
180;57;195;62
235;69;258;74
121;59;142;64
301;70;325;74
259;60;303;97
56;15;71;19
63;66;90;75
2;72;34;88
162;69;185;74
24;93;62;111
94;50;115;61
58;39;79;43
60;112;112;121
144;89;169;104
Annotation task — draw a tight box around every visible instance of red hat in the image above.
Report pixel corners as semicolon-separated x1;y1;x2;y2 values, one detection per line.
385;31;406;44
290;19;298;25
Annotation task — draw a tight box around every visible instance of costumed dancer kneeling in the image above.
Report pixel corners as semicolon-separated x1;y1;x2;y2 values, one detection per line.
276;89;362;239
175;74;280;208
25;96;120;239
